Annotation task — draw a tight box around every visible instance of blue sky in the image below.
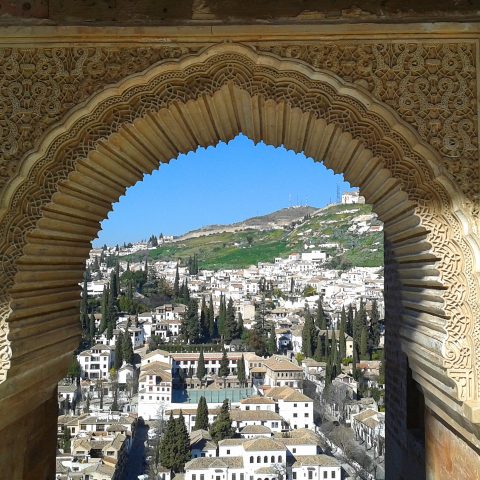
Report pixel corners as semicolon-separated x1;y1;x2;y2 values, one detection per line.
94;134;351;246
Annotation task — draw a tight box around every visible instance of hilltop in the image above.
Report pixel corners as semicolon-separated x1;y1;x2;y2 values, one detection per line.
178;206;318;240
126;203;383;270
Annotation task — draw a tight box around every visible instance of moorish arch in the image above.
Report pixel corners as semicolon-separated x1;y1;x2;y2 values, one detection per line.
0;43;479;477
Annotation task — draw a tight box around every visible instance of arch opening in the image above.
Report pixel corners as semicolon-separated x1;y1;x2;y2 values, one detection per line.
0;43;479;460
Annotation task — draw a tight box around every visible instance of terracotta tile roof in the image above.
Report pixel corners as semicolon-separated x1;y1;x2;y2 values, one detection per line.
240;425;272;434
292;455;340;467
230;410;283;422
263;359;303;372
240;396;274;405
185;457;244;470
255;467;278;474
243;438;285;451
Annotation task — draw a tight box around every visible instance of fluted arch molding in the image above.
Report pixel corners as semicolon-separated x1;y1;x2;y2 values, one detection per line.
0;43;479;435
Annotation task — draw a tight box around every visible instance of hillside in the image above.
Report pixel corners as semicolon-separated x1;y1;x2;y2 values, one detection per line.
126;203;383;270
178;206;317;240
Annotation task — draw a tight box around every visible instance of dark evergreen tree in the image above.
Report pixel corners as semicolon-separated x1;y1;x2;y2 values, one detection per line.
301;306;316;358
209;400;234;442
99;286;108;334
236;312;244;339
123;322;134;364
267;323;277;355
182;298;200;343
378;348;385;385
217;294;226;339
237;354;246;387
194;396;209;431
114;331;124;370
224;297;236;342
219;349;229;378
339;306;347;360
174;263;180;298
197;349;206;382
160;413;176;471
199;296;209;341
173;412;191;472
89;312;96;343
315;296;327;330
207;295;216;339
352;341;359;379
369;299;381;349
360;324;368;360
346;304;354;337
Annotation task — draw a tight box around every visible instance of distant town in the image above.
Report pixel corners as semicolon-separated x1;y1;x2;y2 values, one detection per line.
56;191;385;480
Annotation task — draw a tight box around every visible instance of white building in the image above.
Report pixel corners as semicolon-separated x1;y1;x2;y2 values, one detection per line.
137;361;173;420
341;190;365;205
78;344;114;380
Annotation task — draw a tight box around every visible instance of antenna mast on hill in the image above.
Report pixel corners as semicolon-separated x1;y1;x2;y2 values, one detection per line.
336;183;341;203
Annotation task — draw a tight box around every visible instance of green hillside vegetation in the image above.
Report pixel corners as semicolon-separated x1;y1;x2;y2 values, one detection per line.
126;203;383;270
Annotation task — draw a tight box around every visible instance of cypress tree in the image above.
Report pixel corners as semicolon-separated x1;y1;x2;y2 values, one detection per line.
219;349;229;378
114;331;124;370
315;296;327;330
123;322;134;364
99;286;108;334
160;413;176;470
89;312;96;343
267;323;277;355
237;354;246;387
174;263;180;298
200;296;208;341
346;304;354;337
197;349;206;382
313;336;323;362
331;329;339;379
182;298;200;343
339;307;347;360
217;294;226;339
209;399;234;442
106;285;116;340
208;295;215;339
194;396;209;431
360;325;368;360
237;312;244;338
369;299;381;349
224;297;236;343
173;412;191;472
301;306;316;358
352;341;359;379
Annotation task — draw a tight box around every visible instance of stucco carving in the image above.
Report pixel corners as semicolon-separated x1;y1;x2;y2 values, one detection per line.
257;43;479;211
0;44;478;428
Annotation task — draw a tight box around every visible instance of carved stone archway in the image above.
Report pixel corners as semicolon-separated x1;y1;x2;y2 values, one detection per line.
0;42;479;478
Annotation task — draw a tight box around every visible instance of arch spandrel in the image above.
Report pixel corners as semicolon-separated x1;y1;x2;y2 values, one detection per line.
0;43;478;440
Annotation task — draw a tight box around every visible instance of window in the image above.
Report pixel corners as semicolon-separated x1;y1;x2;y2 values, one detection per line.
278;456;281;463
246;406;250;411
232;475;236;480
250;456;254;464
293;413;297;418
323;473;327;479
193;475;196;480
271;456;275;463
294;403;297;407
292;448;296;453
227;449;230;454
305;413;309;417
264;456;268;463
293;474;297;480
305;403;309;407
257;456;261;463
308;471;313;480
331;472;335;479
240;474;244;480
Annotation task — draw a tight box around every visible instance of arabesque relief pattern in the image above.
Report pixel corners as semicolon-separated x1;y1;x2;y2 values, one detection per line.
257;43;479;210
0;45;478;413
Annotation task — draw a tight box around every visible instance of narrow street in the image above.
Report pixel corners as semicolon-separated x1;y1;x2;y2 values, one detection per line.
122;423;148;480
